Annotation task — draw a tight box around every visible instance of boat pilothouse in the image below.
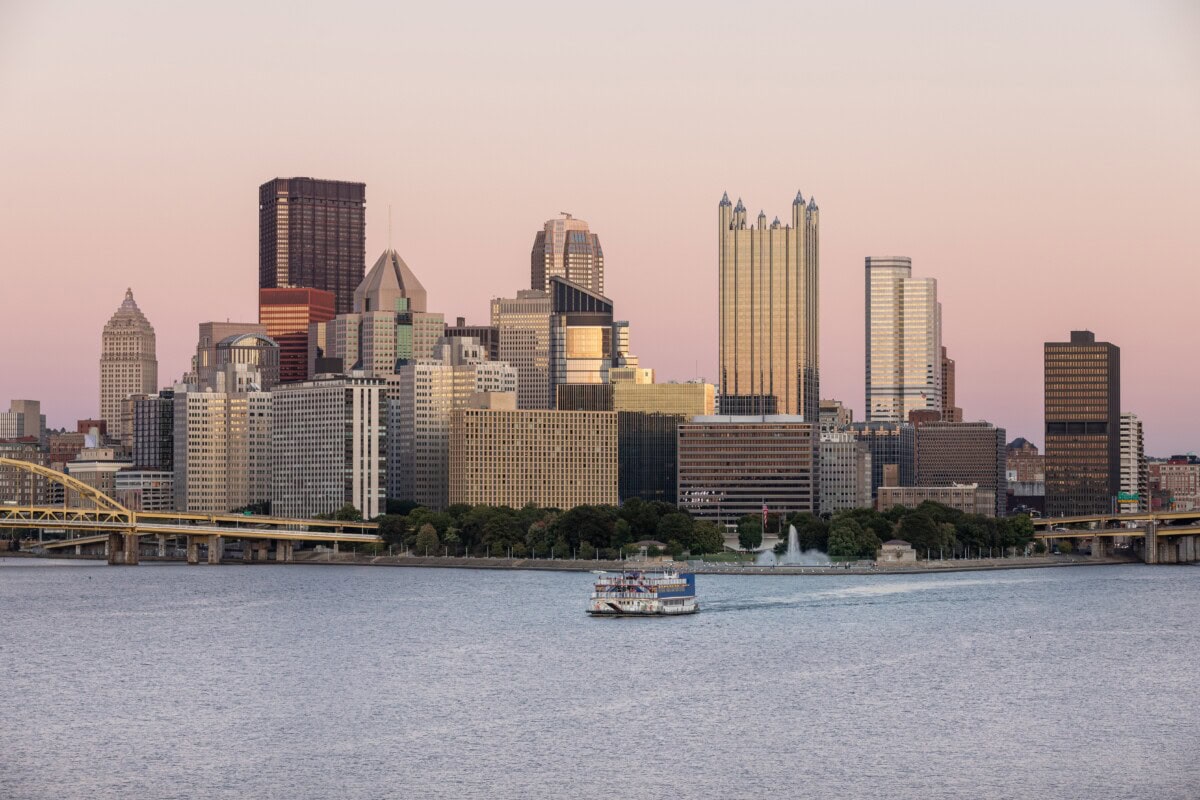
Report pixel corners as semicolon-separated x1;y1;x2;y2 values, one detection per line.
587;569;699;616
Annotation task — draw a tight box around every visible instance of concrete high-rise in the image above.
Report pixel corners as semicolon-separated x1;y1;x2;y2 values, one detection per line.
259;177;366;315
1044;330;1120;516
194;322;268;390
271;375;386;519
491;290;553;410
173;366;271;513
259;287;336;383
531;213;604;295
99;289;157;439
865;257;942;423
388;338;517;509
0;400;46;442
1120;412;1147;513
913;420;1007;516
820;432;872;514
719;192;819;420
940;346;963;422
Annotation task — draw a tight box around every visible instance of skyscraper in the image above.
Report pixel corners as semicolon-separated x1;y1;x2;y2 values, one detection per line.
718;191;819;420
913;420;1007;516
531;213;604;295
259;287;336;383
940;346;963;422
491;290;553;410
865;257;942;422
271;375;386;519
1044;330;1120;516
259;177;366;315
1119;412;1147;513
100;289;157;439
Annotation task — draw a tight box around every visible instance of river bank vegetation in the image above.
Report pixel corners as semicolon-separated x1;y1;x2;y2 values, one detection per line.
345;499;1035;561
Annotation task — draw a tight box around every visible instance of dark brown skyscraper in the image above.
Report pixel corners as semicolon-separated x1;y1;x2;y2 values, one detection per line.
259;177;366;315
1044;330;1120;516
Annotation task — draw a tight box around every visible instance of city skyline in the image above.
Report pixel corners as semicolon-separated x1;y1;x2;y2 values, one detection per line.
1;2;1197;455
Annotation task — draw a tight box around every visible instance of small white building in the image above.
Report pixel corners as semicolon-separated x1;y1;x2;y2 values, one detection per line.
878;539;917;564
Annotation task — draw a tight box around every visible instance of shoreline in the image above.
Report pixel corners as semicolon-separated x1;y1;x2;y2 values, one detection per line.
4;550;1144;575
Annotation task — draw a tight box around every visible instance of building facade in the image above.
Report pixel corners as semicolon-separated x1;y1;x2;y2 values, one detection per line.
194;322;268;390
676;416;816;525
876;484;995;517
100;289;157;439
445;317;500;362
718;192;819;421
820;433;873;514
491;289;553;410
1044;331;1120;516
941;346;963;422
1150;455;1200;512
259;287;336;384
132;390;174;470
259;177;366;315
0;400;46;442
848;422;914;497
531;213;604;295
865;257;941;423
1119;412;1148;513
449;407;617;508
271;376;386;519
612;382;716;505
172;384;271;514
388;340;517;509
913;421;1007;516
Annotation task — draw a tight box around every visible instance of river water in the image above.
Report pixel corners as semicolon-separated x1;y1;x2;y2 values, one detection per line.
2;560;1197;799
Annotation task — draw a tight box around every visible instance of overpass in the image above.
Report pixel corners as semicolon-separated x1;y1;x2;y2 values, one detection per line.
0;457;381;565
1033;510;1200;564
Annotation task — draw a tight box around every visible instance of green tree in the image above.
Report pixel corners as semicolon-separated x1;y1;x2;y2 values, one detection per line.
828;517;865;559
377;514;408;547
790;512;830;552
691;521;725;555
656;512;694;551
551;505;617;551
895;511;940;554
415;523;440;556
578;541;596;560
737;515;763;551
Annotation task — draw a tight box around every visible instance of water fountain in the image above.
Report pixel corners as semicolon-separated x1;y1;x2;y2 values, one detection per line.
756;525;832;566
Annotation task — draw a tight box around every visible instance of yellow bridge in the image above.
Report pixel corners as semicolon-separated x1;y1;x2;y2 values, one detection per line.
1032;510;1200;564
0;457;381;565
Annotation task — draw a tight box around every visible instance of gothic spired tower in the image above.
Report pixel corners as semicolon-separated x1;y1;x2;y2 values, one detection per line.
718;191;819;420
99;288;157;438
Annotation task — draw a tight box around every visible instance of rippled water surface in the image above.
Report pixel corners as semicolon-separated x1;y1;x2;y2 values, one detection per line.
3;560;1198;799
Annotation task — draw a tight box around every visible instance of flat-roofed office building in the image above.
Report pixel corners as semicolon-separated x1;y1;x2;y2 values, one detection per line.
876;484;995;516
271;375;386;519
677;416;816;525
613;382;717;504
491;290;553;410
259;287;336;383
1044;330;1120;516
449;407;617;508
914;421;1007;516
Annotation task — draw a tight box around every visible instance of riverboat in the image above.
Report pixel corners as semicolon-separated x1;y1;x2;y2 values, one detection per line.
587;569;699;616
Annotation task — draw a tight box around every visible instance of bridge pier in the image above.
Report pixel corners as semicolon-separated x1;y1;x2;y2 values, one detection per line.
157;534;166;558
186;534;200;565
107;533;121;565
275;539;293;562
106;532;139;565
123;532;139;565
1092;537;1107;559
207;535;223;564
1144;523;1158;564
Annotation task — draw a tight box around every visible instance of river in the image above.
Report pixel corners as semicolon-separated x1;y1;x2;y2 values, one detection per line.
2;559;1197;799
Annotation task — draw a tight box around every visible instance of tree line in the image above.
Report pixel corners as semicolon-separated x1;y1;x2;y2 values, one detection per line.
734;503;1036;560
322;498;1036;561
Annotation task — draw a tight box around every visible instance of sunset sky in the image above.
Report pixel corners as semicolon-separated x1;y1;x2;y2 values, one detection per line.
1;0;1197;455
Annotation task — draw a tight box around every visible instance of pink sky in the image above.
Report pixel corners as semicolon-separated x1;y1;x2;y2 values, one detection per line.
1;1;1197;455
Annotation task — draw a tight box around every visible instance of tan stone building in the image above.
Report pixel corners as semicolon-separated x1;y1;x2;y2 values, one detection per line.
876;483;996;516
449;406;617;508
99;289;157;439
531;213;604;295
